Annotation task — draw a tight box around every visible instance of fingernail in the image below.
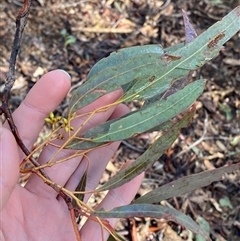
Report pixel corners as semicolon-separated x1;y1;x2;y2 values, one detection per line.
59;69;71;80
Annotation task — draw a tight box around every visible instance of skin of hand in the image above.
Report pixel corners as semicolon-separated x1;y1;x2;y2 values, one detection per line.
0;70;143;241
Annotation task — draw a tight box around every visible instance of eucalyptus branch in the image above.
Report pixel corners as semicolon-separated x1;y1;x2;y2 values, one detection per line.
0;0;52;181
0;3;88;240
0;0;74;203
1;0;32;154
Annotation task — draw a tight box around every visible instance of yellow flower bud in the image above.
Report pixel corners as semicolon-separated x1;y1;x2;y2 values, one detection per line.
49;112;54;120
56;116;62;121
63;118;68;125
64;126;69;132
44;117;52;123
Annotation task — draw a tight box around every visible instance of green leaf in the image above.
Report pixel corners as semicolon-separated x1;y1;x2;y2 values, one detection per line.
74;170;87;202
87;44;165;79
69;47;174;113
67;79;204;150
133;163;240;204
96;109;195;192
219;196;233;209
60;28;67;36
93;204;210;241
218;103;233;121
68;6;239;113
230;135;240;146
87;43;185;81
107;233;125;241
64;35;76;47
195;216;211;241
87;43;183;96
122;7;239;102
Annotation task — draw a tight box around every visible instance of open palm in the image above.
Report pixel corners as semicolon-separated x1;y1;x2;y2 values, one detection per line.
0;70;143;241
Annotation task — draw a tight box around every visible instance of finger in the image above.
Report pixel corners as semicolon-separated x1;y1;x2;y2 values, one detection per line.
25;90;124;198
4;70;71;160
80;161;144;241
63;104;129;199
0;127;19;210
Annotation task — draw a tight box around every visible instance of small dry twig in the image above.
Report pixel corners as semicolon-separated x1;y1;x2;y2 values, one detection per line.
174;111;208;159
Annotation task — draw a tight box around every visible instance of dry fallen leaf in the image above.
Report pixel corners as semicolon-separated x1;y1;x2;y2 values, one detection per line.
163;225;184;241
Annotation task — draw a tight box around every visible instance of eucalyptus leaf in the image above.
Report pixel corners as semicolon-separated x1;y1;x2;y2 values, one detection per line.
133;163;240;204
107;233;125;241
87;42;184;81
196;216;211;241
219;196;233;209
74;170;87;202
67;79;204;149
96;109;195;191
68;7;239;113
87;43;184;95
93;204;210;240
64;35;76;47
87;44;165;79
121;7;239;102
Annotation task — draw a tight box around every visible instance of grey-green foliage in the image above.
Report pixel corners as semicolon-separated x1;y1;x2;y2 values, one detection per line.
67;6;240;241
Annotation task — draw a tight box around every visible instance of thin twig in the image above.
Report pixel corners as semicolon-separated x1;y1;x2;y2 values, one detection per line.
71;26;134;34
13;0;93;10
1;0;32;155
0;3;91;240
174;111;208;159
0;0;72;201
0;0;55;183
66;198;82;241
122;140;146;153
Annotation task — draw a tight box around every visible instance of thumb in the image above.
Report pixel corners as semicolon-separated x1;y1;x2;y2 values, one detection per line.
0;126;19;211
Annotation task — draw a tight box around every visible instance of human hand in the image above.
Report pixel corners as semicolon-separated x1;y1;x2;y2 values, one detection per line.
0;70;143;241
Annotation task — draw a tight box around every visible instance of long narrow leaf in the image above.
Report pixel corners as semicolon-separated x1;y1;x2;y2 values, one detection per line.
87;44;165;79
93;204;210;240
96;108;195;191
69;43;184;113
133;163;240;204
121;6;239;102
67;79;204;149
69;6;239;113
